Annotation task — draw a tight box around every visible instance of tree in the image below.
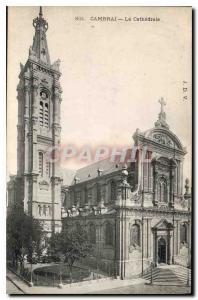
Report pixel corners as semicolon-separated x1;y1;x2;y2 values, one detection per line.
50;225;92;273
7;210;45;271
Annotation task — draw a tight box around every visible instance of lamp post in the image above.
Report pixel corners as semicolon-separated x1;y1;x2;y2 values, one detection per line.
58;254;64;288
29;240;35;287
29;261;34;287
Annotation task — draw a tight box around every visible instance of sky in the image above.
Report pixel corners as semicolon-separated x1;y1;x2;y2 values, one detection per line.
7;6;192;184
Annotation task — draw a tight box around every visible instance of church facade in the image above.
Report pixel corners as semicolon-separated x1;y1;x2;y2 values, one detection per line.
7;8;191;279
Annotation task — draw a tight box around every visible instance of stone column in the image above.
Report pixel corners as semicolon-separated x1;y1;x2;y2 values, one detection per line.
154;230;158;266
124;216;130;263
53;74;62;128
52;79;62;178
114;212;121;278
180;161;184;195
29;74;39;219
97;222;102;259
24;78;30;119
153;162;158;206
54;89;59;124
51;75;62;234
32;75;38;118
167;230;171;264
31;76;39;174
144;218;150;258
169;167;175;208
176;220;180;255
23;76;31;175
31;175;38;217
23;75;31;213
187;220;191;251
143;218;147;259
23;175;29;213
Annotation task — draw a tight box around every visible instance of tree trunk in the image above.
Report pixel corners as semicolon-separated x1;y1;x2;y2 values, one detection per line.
68;262;74;283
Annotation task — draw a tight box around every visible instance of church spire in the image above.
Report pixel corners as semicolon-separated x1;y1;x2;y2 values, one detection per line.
39;6;43;18
29;6;51;65
154;97;169;129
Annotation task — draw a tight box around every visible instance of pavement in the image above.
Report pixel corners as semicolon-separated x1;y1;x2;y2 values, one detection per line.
6;278;24;295
6;269;148;294
6;266;192;295
89;283;191;294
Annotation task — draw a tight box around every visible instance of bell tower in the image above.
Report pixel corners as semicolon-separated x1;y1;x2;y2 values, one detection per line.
17;7;62;234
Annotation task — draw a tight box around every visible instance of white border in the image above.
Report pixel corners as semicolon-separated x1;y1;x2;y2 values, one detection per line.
1;1;196;299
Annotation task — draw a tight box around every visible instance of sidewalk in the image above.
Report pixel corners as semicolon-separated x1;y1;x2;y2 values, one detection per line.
7;269;149;294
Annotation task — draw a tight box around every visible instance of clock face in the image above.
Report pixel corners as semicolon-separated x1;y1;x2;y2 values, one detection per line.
40;91;47;99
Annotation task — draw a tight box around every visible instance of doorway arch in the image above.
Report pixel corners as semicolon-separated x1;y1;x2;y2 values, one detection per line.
158;237;167;263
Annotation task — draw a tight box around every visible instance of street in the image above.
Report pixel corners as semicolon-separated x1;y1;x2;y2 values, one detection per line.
6;278;24;295
89;283;191;295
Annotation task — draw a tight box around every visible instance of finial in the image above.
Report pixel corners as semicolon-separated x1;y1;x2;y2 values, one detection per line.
39;6;43;18
159;97;166;114
74;176;80;184
154;97;169;129
185;178;190;195
32;6;50;65
121;164;128;178
97;168;103;176
33;6;48;32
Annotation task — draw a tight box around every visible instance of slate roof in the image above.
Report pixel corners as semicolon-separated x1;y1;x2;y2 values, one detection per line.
73;159;122;184
61;149;132;186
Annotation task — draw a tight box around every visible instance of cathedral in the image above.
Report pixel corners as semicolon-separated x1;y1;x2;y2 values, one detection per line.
7;8;191;279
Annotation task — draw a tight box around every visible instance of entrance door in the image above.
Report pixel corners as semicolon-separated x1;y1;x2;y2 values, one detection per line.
158;238;166;263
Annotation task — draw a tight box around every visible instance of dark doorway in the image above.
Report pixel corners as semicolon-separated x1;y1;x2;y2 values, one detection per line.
158;238;166;263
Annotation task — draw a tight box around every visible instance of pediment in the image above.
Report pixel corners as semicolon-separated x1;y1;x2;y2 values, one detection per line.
133;127;185;154
146;128;183;151
152;219;173;230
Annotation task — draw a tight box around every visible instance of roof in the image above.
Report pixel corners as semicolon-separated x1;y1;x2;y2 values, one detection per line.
74;159;120;184
61;150;132;186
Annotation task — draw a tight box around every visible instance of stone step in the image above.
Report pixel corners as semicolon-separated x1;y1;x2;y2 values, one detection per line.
143;266;191;286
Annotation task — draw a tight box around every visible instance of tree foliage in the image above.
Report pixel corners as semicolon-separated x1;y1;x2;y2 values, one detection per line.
50;225;93;271
7;210;45;269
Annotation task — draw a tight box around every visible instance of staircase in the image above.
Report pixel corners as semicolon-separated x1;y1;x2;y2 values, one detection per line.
144;265;191;286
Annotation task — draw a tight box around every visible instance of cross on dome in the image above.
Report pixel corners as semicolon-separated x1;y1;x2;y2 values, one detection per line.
159;97;166;114
154;97;169;129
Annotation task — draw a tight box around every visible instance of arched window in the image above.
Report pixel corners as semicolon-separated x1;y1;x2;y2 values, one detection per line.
158;177;167;203
39;101;44;126
180;223;187;244
130;224;141;247
44;103;49;127
111;181;116;201
38;152;43;176
105;222;113;246
89;224;96;244
39;91;49;128
48;206;52;216
87;188;92;204
74;191;81;206
38;205;42;216
43;205;46;216
97;184;102;202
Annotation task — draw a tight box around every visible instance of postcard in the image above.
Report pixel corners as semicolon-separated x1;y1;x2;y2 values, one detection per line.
6;6;192;295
